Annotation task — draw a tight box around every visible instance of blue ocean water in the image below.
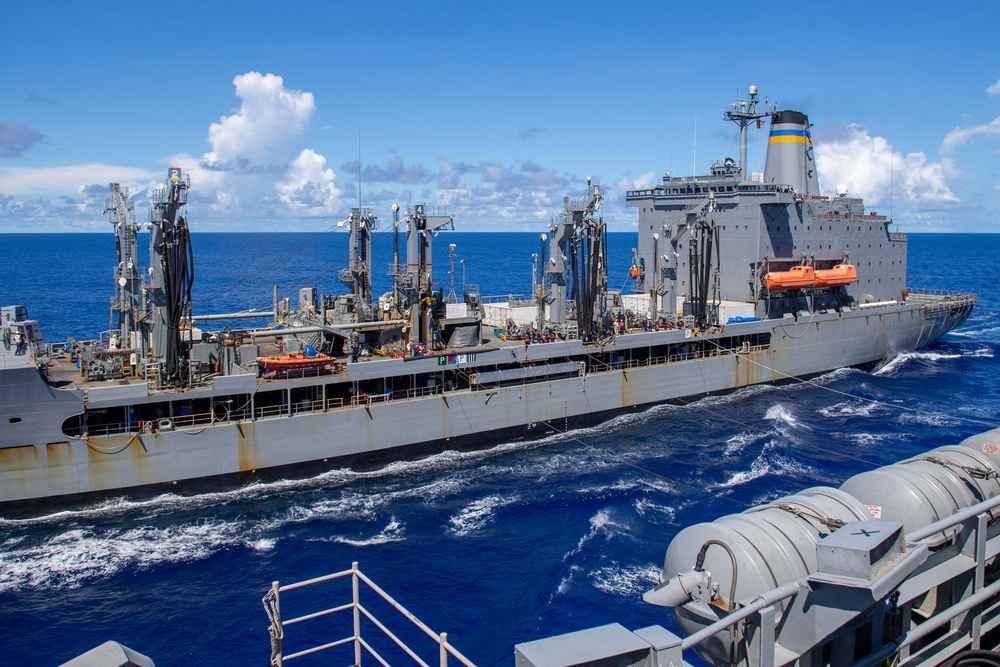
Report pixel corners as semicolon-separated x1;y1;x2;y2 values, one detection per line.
0;231;996;666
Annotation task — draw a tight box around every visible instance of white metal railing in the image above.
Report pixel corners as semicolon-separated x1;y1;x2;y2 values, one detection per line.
262;562;477;667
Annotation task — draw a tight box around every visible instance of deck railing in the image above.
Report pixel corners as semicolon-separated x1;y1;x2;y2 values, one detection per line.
262;562;476;667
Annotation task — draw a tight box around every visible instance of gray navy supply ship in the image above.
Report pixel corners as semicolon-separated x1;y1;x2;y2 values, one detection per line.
0;87;978;518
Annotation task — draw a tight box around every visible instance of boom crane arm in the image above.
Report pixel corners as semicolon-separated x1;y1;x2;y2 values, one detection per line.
148;169;194;388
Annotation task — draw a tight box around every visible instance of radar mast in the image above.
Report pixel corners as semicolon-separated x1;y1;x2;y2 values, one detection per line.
722;85;774;180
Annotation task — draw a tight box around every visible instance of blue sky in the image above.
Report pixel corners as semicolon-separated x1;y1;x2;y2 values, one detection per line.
1;1;998;232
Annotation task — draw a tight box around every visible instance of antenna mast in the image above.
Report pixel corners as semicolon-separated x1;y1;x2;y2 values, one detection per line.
890;150;894;225
358;126;362;211
723;85;774;180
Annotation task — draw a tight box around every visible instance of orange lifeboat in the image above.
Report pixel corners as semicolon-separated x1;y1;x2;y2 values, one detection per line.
256;353;336;371
813;264;858;288
763;265;815;291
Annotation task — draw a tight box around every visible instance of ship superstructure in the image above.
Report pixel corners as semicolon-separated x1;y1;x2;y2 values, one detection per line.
0;89;978;517
628;87;906;329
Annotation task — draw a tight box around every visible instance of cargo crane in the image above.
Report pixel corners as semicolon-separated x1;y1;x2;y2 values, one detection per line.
686;195;721;329
104;183;143;352
402;204;454;349
543;180;608;342
148;168;193;388
338;207;378;322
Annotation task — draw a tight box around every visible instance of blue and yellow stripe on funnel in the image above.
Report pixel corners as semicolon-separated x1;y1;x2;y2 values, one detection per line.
768;128;812;144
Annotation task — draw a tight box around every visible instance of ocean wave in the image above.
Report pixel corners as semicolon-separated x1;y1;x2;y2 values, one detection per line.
769;451;820;477
0;438;548;531
572;477;653;499
764;403;807;430
283;491;388;523
248;538;276;552
710;439;820;491
631;498;677;524
949;325;1000;339
561;509;631;563
637;476;686;497
590;563;662;598
447;494;520;537
713;460;772;489
0;518;254;592
850;432;895;447
898;411;962;428
817;400;886;419
876;350;963;376
0;467;375;529
724;431;763;457
554;564;584;597
328;517;405;546
810;366;861;384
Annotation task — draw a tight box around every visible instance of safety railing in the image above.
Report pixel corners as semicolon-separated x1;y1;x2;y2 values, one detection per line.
263;562;476;667
905;288;973;298
904;289;978;314
74;406;257;438
76;384;451;437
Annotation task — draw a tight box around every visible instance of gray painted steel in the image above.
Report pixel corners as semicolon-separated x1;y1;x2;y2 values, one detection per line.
640;431;1000;667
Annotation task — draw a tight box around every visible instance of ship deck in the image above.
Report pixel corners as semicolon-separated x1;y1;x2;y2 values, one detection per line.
25;288;979;398
37;333;520;394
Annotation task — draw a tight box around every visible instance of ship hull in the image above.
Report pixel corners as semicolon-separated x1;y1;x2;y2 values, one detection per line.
0;297;975;517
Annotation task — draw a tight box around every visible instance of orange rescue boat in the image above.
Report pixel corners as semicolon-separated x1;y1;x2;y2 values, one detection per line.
813;263;859;288
257;353;336;372
763;265;815;291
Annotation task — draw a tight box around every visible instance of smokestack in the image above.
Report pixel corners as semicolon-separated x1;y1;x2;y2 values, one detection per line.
763;110;820;197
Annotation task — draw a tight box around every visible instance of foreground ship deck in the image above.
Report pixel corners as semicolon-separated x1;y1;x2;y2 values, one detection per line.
0;87;979;517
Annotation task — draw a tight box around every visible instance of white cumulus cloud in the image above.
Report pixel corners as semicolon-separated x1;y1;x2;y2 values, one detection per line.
0;72;342;230
206;72;315;166
987;78;1000;96
941;117;1000;152
178;72;342;222
276;149;341;214
813;124;958;207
